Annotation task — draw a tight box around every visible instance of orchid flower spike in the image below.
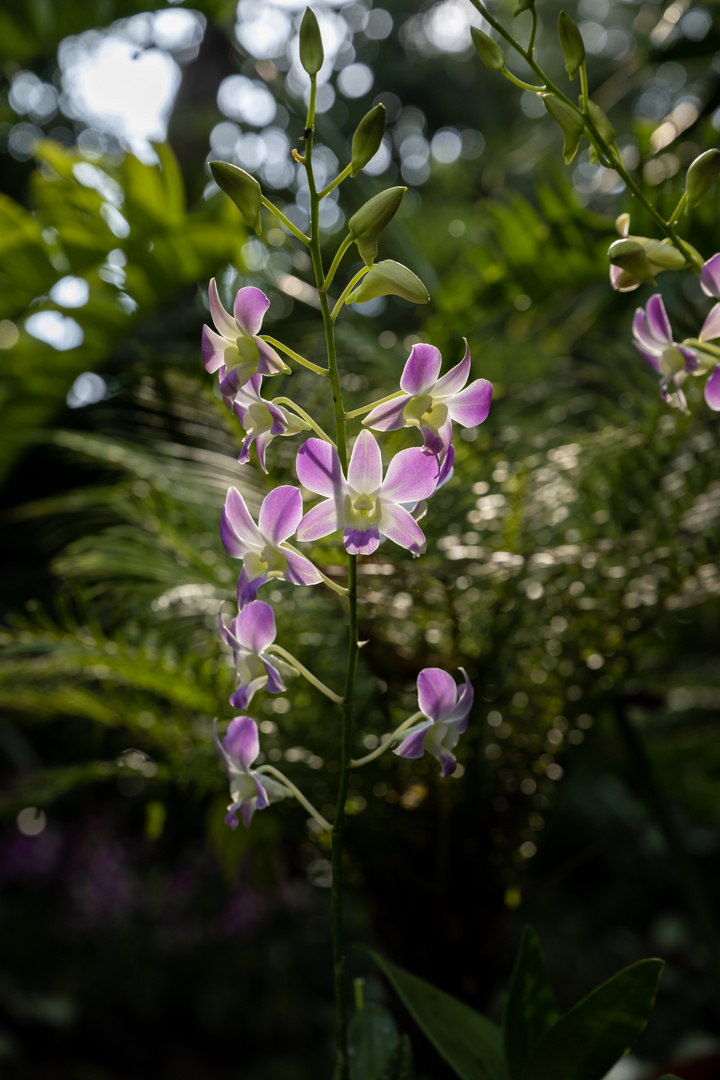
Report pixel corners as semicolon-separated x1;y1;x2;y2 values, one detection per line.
363;340;492;457
632;294;698;411
218;600;286;709
214;717;287;828
234;375;307;472
222;485;323;607
296;430;439;557
395;667;473;778
202;280;289;400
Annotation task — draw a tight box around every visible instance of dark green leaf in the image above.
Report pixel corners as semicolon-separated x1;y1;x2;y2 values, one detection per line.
525;959;664;1080
366;950;506;1080
348;1003;400;1080
503;927;559;1080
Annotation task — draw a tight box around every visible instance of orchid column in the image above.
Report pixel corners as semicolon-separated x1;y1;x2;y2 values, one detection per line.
203;9;491;1077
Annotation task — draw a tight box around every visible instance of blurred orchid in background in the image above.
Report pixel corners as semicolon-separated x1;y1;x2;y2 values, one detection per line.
218;600;286;708
395;667;473;777
214;717;287;828
632;294;698;410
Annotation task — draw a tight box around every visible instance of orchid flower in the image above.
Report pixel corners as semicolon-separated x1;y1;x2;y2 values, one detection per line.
218;600;286;709
394;667;473;778
214;717;287;828
296;430;439;557
363;341;492;457
234;375;307;472
696;254;720;409
202;280;289;400
222;485;323;606
632;294;698;410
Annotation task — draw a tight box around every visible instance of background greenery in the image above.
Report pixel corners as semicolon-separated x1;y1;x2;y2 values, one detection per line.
1;0;720;1075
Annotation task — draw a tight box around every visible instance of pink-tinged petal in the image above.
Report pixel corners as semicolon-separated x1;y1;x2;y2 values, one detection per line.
297;438;345;498
700;303;720;342
400;343;442;395
417;667;458;723
645;293;672;343
237;600;276;654
233;286;270;336
266;401;289;434
634;342;662;374
434;340;471;398
378;501;427;555
208;278;238;340
237;438;252;466
701;253;720;298
225;801;243;828
202;325;236;374
262;658;286;695
363;396;408;431
395;721;433;760
632;308;662;358
254;430;271;473
296;499;341;542
218;606;241;652
382;447;439;503
256;338;286;374
240;800;255;827
444;668;474;725
680;345;699;373
281;546;323;586
437;749;457;778
235;374;263;407
229;683;254;710
238;566;266;607
447;378;492;428
213;717;235;772
344;525;380;555
223;715;259;771
222;487;263;557
348;430;382;493
419;424;446;457
259;486;303;545
609;264;624;291
705;365;720;410
437;445;455;489
253;774;270;810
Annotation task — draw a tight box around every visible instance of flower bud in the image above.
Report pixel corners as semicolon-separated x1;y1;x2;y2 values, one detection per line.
558;11;585;80
348;187;406;266
587;100;614;145
607;239;656;287
686;148;720;210
513;0;535;16
347;260;430;305
470;27;505;72
210;161;262;234
299;7;324;76
641;239;688;271
542;96;585;164
351;104;386;176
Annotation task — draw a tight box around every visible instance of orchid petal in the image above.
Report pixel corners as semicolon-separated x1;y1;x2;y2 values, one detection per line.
240;800;255;827
417;667;458;722
437;749;457;778
296;439;344;498
254;430;272;473
433;340;471;398
208;278;238;340
225;801;243;829
437;446;455;489
235;374;263;406
222;488;263;557
256;338;287;374
237;600;277;654
344;523;380;555
634;342;662;374
348;430;383;493
632;307;662;357
253;774;270;811
259;486;303;545
400;343;442;395
705;365;720;410
223;715;259;771
281;547;324;586
382;447;439;503
395;721;433;760
296;499;341;542
447;378;493;427
202;325;236;374
233;286;269;336
237;566;266;607
262;657;286;695
701;253;720;298
377;501;426;555
363;396;408;431
700;303;720;342
645;293;672;343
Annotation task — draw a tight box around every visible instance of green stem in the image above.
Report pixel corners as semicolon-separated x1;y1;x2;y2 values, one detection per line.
322;233;354;293
343;389;406;421
260;336;328;376
579;63;589;113
331;267;370;322
318;163;353;200
503;69;545;93
256;764;332;831
281;542;349;596
267;644;343;704
260;196;310;245
668;191;688;226
350;711;423;768
271;397;336;444
527;6;538;54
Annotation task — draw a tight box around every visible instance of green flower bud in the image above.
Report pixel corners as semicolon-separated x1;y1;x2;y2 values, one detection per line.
351;104;386;177
558;11;585;80
587;100;614;145
641;239;688;270
470;27;505;72
686;148;720;210
210;161;262;234
347;260;430;305
542;96;585;164
299;7;324;76
513;0;535;16
607;239;656;287
348;187;406;266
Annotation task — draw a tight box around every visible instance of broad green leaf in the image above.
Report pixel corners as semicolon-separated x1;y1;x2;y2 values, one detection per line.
348;1003;400;1080
378;1035;415;1080
525;959;664;1080
503;927;559;1080
366;950;506;1080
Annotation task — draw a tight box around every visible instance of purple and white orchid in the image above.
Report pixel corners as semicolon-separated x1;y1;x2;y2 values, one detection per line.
296;430;439;557
234;375;307;472
632;294;698;410
218;599;286;709
202;280;289;401
222;485;323;606
214;716;287;828
697;254;720;410
394;667;473;778
363;341;492;457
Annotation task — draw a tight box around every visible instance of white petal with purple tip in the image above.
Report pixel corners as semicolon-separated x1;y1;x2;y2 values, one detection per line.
234;286;270;337
417;667;459;722
705;364;720;410
259;486;303;546
400;343;442;395
433;342;471;398
297;439;345;498
447;379;493;427
224;715;260;772
382;447;439;503
348;430;383;493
